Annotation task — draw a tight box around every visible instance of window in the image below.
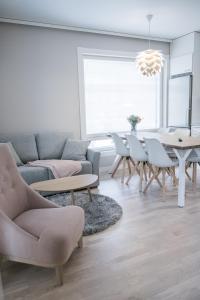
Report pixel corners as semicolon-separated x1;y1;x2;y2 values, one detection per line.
79;50;162;138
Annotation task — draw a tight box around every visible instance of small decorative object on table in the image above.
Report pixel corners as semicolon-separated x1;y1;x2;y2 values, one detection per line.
127;114;142;134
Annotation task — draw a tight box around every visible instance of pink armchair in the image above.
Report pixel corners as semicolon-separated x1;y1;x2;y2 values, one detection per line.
0;144;84;285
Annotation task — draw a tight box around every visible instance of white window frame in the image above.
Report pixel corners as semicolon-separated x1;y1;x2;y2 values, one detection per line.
77;47;168;140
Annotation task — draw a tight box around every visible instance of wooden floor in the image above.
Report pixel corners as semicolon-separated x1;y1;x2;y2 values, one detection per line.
2;170;200;300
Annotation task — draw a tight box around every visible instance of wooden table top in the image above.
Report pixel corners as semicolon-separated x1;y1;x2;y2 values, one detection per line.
118;131;200;150
30;174;98;192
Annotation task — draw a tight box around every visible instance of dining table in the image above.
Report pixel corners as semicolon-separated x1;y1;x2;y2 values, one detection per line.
110;131;200;208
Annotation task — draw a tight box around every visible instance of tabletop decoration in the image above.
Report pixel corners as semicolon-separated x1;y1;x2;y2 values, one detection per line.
127;114;142;134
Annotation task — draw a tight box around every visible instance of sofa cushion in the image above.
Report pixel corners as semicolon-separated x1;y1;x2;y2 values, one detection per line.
2;134;39;163
18;166;49;185
36;133;68;160
0;142;23;166
62;140;90;161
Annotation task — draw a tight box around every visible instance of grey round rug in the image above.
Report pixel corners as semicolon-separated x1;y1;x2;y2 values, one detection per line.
46;192;123;236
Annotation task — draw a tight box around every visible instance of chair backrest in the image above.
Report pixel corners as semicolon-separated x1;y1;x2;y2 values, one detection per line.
111;133;129;156
144;138;173;167
0;145;29;219
158;127;170;134
174;128;190;137
126;135;147;162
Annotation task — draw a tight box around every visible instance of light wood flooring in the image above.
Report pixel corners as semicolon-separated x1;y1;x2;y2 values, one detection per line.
2;170;200;300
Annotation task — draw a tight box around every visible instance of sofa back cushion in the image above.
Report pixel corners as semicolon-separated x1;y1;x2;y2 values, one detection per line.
0;134;38;163
36;132;69;160
62;139;90;161
0;142;23;166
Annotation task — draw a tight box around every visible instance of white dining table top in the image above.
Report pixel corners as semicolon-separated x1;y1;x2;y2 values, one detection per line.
119;131;200;150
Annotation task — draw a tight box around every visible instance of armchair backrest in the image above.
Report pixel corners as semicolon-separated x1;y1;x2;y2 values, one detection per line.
0;145;29;219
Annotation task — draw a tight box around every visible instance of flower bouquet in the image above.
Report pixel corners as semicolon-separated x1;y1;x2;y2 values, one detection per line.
127;114;142;133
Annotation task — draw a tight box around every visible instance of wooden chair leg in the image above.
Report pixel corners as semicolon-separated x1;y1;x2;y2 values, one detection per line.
171;167;177;186
111;156;123;178
143;162;148;182
55;265;64;286
162;169;166;192
126;159;133;185
78;236;83;248
192;163;197;185
143;173;155;193
139;162;144;192
121;157;126;183
127;158;131;176
185;162;192;181
129;157;140;176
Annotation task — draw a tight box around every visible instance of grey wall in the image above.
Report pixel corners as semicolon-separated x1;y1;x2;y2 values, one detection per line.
0;23;170;137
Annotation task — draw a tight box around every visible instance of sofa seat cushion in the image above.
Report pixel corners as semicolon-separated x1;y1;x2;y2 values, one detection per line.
36;133;69;160
14;206;84;264
18;166;49;185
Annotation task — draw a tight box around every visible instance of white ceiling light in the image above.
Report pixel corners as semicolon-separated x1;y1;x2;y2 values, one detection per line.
136;14;164;77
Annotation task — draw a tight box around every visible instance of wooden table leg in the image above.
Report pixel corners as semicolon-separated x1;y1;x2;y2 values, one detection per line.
71;190;75;205
87;188;92;201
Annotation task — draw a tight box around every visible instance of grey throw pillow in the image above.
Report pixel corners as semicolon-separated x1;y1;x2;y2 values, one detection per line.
0;142;23;166
62;139;90;161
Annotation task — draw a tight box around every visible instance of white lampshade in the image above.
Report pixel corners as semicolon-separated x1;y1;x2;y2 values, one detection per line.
136;49;164;77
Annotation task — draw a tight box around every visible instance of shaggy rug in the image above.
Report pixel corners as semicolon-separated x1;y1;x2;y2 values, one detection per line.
46;192;123;236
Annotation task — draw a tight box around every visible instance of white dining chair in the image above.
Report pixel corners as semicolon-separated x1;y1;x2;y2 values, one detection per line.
144;138;178;193
111;133;136;183
158;127;171;134
126;135;149;191
186;148;200;184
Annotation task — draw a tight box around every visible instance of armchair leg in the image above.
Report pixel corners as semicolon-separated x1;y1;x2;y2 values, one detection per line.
0;256;4;300
55;265;64;286
78;236;83;248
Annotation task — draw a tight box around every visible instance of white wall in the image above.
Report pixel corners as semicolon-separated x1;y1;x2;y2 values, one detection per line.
0;23;170;137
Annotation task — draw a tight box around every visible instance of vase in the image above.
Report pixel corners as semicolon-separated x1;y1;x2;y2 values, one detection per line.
131;124;137;135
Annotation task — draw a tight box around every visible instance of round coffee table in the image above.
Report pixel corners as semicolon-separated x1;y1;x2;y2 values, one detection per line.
30;174;98;205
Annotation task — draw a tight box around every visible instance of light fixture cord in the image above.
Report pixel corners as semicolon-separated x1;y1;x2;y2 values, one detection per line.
148;18;151;49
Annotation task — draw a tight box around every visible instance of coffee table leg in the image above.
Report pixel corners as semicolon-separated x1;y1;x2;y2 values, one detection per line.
87;188;92;202
71;190;75;205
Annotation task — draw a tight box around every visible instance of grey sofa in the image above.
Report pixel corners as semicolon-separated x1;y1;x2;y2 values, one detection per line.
0;132;100;187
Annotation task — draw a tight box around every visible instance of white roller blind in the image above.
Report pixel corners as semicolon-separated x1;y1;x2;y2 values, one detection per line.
83;56;161;136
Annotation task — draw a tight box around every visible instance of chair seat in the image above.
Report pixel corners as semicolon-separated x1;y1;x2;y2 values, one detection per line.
187;156;200;163
14;205;84;265
154;159;179;168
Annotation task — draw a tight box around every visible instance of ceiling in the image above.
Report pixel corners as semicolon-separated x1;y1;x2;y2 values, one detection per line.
0;0;200;40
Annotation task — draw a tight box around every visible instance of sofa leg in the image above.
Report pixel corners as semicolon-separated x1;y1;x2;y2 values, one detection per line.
78;236;83;248
55;265;63;286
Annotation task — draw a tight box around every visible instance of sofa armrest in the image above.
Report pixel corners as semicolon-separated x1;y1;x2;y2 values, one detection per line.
86;149;101;177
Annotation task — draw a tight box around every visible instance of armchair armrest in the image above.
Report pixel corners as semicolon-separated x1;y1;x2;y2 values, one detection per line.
86;148;101;176
27;187;59;210
0;210;37;259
